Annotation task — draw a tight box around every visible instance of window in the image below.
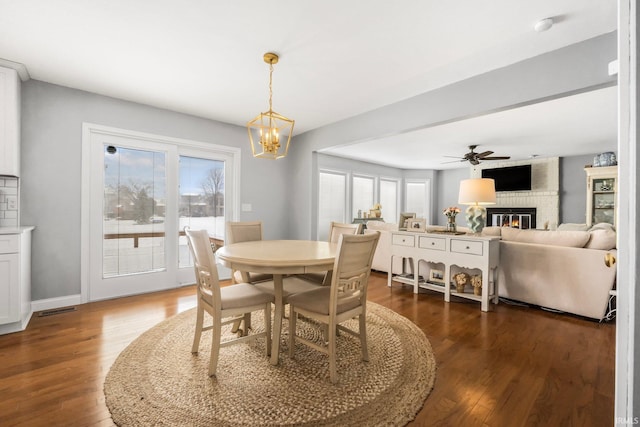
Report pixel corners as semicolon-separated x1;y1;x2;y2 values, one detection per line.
380;178;399;223
318;171;347;240
352;175;374;219
405;180;431;222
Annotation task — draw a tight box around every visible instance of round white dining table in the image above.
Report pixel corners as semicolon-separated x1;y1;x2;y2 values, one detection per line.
216;240;337;365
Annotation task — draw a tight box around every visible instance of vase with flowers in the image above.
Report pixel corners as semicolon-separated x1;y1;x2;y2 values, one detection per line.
443;206;460;233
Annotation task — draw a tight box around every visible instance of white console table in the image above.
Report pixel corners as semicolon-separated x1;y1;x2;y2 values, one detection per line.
387;231;500;311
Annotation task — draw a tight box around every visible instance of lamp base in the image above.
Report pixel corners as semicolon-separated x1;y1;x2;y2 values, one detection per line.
465;205;487;234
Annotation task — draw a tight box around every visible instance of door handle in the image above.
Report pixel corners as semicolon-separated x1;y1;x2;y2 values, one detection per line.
604;253;616;268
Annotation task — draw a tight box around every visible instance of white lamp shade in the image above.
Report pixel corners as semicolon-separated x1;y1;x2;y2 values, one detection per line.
458;178;497;206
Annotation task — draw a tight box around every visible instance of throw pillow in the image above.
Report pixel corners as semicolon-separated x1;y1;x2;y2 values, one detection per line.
585;227;617;250
501;227;591;248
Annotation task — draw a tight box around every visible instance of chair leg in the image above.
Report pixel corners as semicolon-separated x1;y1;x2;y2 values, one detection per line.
191;304;204;354
208;320;222;377
265;303;272;357
288;306;296;358
328;320;337;384
359;313;369;362
244;312;252;334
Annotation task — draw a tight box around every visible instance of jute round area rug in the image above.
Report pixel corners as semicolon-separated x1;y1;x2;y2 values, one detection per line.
104;302;436;426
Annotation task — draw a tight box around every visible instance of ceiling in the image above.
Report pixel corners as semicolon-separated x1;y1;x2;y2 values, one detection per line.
0;1;617;169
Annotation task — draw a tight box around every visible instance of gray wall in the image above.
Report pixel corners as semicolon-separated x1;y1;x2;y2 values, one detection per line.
20;80;290;300
436;168;472;226
560;154;596;224
288;33;617;240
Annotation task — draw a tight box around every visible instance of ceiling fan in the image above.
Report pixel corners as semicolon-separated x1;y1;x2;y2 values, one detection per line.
444;145;511;166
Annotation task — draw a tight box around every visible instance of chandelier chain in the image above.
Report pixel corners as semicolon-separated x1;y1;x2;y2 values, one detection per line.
268;62;273;112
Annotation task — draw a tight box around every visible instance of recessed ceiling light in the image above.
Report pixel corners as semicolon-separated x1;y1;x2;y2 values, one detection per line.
534;18;553;33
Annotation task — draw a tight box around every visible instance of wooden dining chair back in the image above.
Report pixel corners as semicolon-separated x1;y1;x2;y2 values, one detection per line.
225;221;272;284
185;228;274;377
288;231;380;383
328;221;363;243
300;221;363;285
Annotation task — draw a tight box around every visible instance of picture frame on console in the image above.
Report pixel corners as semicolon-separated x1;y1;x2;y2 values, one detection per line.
398;212;416;230
407;218;426;232
428;269;445;284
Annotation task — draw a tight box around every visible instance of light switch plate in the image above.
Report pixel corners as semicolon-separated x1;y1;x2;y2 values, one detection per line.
241;203;252;212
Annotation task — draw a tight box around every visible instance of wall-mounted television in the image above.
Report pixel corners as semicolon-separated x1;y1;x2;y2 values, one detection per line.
481;164;532;192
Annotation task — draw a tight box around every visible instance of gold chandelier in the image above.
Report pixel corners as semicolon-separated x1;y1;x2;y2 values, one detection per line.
247;52;295;160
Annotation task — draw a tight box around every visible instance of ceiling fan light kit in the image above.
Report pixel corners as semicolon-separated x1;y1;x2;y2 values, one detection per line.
444;145;511;165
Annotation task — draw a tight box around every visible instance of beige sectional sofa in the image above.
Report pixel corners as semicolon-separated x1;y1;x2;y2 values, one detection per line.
494;224;617;321
365;219;617;321
364;221;404;274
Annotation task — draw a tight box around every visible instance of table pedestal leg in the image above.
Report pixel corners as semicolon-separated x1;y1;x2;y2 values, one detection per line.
270;273;284;365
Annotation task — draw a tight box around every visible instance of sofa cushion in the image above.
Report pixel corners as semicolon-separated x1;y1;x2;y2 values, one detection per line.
481;226;502;237
585;223;617;250
365;221;398;232
501;227;591;248
557;223;589;231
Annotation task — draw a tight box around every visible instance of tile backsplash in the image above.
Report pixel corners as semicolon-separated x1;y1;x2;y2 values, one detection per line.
0;177;19;227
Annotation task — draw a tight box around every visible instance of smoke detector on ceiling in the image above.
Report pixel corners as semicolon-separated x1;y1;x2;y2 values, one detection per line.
534;18;553;33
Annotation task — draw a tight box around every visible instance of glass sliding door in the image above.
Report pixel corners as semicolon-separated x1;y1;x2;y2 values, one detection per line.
103;146;167;278
178;156;225;270
82;124;240;302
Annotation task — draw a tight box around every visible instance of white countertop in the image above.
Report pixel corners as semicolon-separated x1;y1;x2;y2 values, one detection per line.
0;226;35;235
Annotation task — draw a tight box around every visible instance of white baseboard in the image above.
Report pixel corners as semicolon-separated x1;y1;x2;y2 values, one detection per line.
0;310;33;335
31;294;83;313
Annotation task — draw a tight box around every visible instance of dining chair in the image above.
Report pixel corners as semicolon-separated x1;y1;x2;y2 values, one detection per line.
288;231;380;383
299;221;363;285
185;228;275;377
225;221;273;284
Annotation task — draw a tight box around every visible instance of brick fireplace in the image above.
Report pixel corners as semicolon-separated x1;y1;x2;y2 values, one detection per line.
472;157;559;230
486;207;536;229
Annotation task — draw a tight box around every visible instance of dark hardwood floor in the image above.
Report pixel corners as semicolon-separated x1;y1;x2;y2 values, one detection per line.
0;271;615;426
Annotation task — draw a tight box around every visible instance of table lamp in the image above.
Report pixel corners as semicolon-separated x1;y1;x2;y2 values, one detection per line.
458;178;496;234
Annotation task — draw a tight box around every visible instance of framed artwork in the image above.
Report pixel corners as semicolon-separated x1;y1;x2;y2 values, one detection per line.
429;269;445;284
398;212;416;230
407;218;426;232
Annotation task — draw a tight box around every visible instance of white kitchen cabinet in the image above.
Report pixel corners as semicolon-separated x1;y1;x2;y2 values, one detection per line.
0;66;21;177
0;227;33;334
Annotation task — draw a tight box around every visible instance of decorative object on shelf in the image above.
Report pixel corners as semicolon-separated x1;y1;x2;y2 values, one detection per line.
369;203;382;218
453;272;470;293
593;151;617;167
428;269;445;284
247;52;295;160
458;178;497;234
398;212;416;230
471;275;482;296
407;218;426;232
442;206;460;233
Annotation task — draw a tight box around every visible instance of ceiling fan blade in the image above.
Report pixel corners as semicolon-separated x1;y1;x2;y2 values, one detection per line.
482;156;511;160
476;151;494;158
443;155;464;159
441;159;467;164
